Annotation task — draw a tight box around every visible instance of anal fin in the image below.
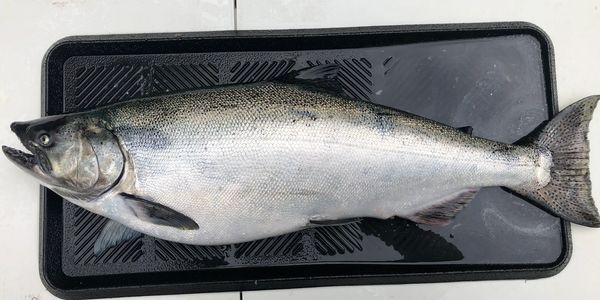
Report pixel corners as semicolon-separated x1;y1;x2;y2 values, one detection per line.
408;189;479;225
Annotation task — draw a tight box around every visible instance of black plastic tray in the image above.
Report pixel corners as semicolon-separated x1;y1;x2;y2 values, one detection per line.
40;22;568;299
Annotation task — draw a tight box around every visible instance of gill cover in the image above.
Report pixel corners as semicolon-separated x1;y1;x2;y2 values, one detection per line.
82;125;124;193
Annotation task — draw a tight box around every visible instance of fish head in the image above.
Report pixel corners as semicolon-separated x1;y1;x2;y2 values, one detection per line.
3;115;124;200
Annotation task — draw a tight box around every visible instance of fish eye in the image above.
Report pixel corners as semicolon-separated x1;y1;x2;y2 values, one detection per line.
39;134;52;146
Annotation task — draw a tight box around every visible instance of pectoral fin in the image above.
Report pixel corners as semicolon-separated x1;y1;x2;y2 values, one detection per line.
119;193;199;230
94;220;142;256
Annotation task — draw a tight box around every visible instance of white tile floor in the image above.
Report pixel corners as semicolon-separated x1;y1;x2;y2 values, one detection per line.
1;1;599;299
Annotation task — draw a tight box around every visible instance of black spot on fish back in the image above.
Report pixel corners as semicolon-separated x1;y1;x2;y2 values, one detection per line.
491;144;514;155
288;109;319;121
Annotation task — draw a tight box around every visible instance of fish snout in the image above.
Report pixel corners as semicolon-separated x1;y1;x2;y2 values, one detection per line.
10;121;29;136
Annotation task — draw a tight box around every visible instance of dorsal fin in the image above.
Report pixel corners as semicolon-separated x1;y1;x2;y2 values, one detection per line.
456;126;473;136
275;64;343;96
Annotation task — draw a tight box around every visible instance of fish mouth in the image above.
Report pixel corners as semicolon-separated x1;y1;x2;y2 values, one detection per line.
5;120;52;173
3;143;57;186
2;145;38;170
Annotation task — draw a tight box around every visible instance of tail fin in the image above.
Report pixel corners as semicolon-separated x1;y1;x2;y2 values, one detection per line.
513;95;600;227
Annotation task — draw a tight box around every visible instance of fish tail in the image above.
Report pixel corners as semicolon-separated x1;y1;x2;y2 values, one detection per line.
512;95;600;227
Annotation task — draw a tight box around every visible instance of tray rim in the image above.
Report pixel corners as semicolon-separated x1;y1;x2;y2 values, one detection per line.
39;21;569;299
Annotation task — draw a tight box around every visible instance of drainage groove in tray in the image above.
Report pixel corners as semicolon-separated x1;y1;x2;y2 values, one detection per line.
73;63;220;111
154;239;226;262
234;230;304;258
73;65;149;109
230;60;296;83
313;223;364;255
152;63;219;93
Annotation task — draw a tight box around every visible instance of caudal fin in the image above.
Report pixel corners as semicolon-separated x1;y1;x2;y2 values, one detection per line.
513;95;600;227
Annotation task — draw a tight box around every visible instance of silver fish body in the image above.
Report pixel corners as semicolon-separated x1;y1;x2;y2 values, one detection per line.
4;65;599;249
91;81;551;245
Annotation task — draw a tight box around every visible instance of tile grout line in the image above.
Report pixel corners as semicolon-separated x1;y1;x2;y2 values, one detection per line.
234;0;238;30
